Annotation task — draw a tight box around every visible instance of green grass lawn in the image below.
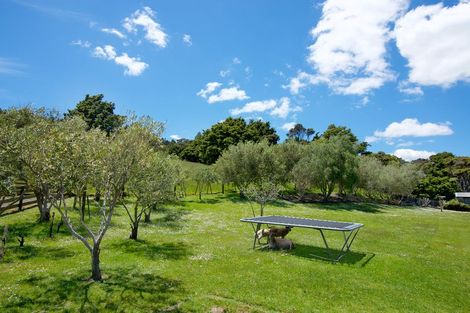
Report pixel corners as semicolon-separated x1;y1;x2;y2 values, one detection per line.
1;193;469;312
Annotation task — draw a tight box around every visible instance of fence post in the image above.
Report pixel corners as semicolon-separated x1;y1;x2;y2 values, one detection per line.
18;187;25;211
0;225;8;261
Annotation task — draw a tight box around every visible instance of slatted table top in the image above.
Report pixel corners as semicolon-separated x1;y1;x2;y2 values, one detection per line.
240;215;363;231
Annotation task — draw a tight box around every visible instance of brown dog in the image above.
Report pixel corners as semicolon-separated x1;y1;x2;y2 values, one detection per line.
257;226;292;240
268;226;291;238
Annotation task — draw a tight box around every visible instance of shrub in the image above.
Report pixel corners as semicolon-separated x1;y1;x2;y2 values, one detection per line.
444;199;470;212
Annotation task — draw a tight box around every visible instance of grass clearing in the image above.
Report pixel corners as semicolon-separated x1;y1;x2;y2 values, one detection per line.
1;193;469;312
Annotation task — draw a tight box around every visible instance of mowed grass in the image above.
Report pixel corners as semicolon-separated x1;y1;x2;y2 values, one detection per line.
0;193;469;312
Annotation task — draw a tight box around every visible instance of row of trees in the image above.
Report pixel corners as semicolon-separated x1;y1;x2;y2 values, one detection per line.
0;107;181;280
163;120;369;164
215;137;424;214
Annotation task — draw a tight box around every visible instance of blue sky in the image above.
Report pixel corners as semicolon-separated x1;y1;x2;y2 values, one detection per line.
1;0;469;160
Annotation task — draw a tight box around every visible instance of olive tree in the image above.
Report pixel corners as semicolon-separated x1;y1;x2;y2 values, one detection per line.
272;141;306;185
11;119;66;221
300;136;359;201
53;117;160;280
216;141;282;215
0;108;62;221
49;117;114;281
380;163;423;204
145;156;182;223
334;137;359;195
107;116;165;240
357;156;383;198
193;167;219;200
125;152;180;239
358;156;423;203
291;157;314;200
0;127;15;204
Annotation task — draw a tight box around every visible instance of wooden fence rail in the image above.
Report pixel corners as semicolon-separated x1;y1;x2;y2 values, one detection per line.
0;185;38;217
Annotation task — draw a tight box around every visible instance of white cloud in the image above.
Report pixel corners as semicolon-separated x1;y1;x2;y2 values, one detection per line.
231;98;301;118
71;40;91;48
291;0;409;95
219;69;230;78
170;134;182;140
182;34;192;46
376;118;453;137
366;118;453;143
395;141;415;148
394;2;470;87
93;45;148;76
233;57;241;64
230;99;277;116
398;81;423;96
244;66;252;75
281;122;297;132
285;72;313;94
0;57;25;75
207;87;249;104
393;149;435;161
93;45;117;60
114;54;148;76
123;7;168;48
101;28;126;39
285;72;328;94
270;97;302;119
196;82;222;98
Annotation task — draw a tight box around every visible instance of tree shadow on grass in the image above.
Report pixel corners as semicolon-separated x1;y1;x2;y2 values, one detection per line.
224;193;248;204
5;245;75;262
224;193;290;210
7;267;185;312
109;240;191;261
308;202;384;213
6;221;50;239
268;199;290;208
151;207;189;230
291;243;374;266
182;197;224;205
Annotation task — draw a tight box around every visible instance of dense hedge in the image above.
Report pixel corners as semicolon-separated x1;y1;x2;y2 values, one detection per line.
444;199;470;212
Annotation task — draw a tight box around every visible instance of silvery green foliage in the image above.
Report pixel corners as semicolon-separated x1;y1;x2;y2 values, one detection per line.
215;140;283;190
358;156;423;201
242;180;280;216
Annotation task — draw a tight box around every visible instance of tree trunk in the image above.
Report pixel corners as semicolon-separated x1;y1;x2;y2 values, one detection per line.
94;190;101;202
35;191;44;218
91;246;102;281
39;200;50;222
56;220;63;233
144;211;151;223
129;225;138;240
222;183;225;194
18;235;24;247
87;196;91;220
18;187;25;211
81;191;86;221
49;212;55;238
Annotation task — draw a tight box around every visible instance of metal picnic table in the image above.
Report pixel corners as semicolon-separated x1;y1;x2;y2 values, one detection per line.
240;215;363;263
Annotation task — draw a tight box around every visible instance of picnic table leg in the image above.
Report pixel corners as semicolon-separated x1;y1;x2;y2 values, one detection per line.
334;228;361;263
318;229;333;260
252;223;261;249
